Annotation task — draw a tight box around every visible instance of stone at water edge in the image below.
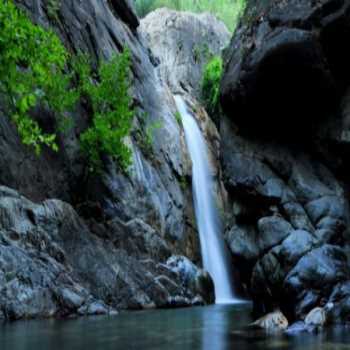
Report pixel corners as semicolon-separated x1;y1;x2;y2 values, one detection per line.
250;310;289;332
286;307;328;334
305;307;327;328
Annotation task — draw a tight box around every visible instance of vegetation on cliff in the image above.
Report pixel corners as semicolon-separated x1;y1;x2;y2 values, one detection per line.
75;50;134;172
0;0;134;171
0;0;76;154
134;0;245;31
201;56;223;117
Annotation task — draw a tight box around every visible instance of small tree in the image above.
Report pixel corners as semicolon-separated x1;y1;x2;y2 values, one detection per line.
78;49;135;172
0;0;77;154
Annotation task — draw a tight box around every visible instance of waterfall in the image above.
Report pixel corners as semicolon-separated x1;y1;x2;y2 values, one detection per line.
174;95;241;304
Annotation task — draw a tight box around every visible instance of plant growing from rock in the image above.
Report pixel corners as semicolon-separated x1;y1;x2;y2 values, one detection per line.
201;56;223;117
47;0;61;21
76;49;135;173
0;1;136;173
175;111;182;127
0;0;77;154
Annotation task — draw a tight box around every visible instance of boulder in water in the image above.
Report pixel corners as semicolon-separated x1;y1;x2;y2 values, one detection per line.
305;307;327;328
250;310;289;332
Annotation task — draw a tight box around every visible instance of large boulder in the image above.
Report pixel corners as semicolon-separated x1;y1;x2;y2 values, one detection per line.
221;0;350;139
140;8;230;97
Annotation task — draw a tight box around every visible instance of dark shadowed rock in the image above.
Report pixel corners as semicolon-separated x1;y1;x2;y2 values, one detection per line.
258;216;293;252
220;0;350;139
221;0;350;324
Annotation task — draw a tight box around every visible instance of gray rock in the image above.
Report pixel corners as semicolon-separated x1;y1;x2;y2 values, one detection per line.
258;216;293;252
0;188;209;320
7;0;199;264
285;321;314;334
226;224;260;262
285;245;350;318
166;255;214;304
250;310;289;332
280;230;315;267
78;301;111;316
55;288;85;311
305;307;326;328
140;8;230;98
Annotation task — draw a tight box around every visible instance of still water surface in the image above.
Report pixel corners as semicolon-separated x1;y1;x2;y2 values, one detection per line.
1;304;350;350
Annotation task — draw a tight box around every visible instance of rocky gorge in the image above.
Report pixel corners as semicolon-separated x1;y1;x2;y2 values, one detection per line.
1;0;350;337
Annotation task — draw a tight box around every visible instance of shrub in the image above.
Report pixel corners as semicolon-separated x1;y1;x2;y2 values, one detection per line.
47;0;61;21
77;49;135;172
201;56;223;117
0;0;77;154
134;0;158;17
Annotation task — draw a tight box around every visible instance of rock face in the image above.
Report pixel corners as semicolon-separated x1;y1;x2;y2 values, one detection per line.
0;186;211;319
140;7;231;216
221;0;350;323
140;8;230;98
12;0;194;258
0;1;223;320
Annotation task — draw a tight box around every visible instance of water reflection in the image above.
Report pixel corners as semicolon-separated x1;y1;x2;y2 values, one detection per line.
1;305;350;350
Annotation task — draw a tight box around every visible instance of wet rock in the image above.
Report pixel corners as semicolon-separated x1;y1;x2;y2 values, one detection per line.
295;290;321;318
305;307;326;328
0;187;209;320
251;310;289;332
220;0;350;139
280;230;315;267
221;0;350;324
166;255;215;304
55;288;85;311
258;216;293;252
285;321;314;334
78;301;112;316
326;282;350;324
226;224;260;262
284;245;350;318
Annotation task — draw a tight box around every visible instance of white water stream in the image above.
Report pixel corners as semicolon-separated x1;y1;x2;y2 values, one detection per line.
174;95;241;304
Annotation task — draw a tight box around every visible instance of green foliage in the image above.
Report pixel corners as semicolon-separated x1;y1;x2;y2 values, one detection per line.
134;0;246;31
201;56;223;117
175;111;182;126
145;120;162;148
77;49;135;172
0;0;77;154
47;0;61;21
133;112;163;159
0;1;135;172
193;43;212;63
134;0;158;17
179;175;187;190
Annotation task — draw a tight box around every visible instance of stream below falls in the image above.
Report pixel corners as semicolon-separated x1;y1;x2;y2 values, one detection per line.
1;304;350;350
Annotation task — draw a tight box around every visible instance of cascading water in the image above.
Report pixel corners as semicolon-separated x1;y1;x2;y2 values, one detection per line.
175;95;241;304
